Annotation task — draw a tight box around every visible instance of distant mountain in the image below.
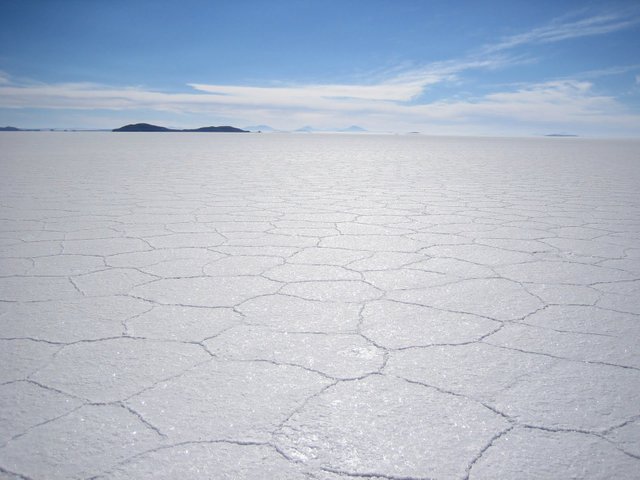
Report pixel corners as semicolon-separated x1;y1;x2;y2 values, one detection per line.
190;126;247;132
244;124;275;132
339;125;367;132
113;123;172;132
113;123;248;132
544;133;578;137
0;126;21;131
295;125;318;132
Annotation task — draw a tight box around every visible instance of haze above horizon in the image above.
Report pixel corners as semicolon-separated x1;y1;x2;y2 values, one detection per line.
1;0;639;136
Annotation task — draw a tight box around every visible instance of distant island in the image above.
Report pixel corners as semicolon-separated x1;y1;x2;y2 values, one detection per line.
113;123;249;132
0;126;44;131
544;133;579;137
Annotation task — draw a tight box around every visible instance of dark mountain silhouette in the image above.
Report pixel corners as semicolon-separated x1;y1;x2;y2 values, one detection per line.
0;126;21;131
113;123;171;132
190;126;248;132
113;123;248;132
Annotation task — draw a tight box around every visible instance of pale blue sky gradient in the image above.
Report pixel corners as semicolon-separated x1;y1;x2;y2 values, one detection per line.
1;0;639;135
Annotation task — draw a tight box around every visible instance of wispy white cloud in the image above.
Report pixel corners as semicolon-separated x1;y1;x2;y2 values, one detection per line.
431;80;631;124
483;11;640;53
562;64;640;80
190;82;421;102
187;55;515;107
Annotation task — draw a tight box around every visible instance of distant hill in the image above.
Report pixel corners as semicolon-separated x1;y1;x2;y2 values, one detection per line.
113;123;248;132
0;126;44;131
295;125;318;133
244;125;275;132
113;123;172;132
544;133;578;137
190;126;248;132
339;125;367;132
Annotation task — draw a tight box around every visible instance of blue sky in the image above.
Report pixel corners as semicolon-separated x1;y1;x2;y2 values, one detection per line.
1;0;639;135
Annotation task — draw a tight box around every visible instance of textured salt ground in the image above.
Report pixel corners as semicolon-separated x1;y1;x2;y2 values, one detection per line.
1;132;639;479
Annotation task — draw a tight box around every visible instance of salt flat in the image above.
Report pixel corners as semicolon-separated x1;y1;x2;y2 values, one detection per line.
1;132;639;479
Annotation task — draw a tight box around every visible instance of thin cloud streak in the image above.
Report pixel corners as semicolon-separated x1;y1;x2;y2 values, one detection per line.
483;11;640;53
189;82;424;103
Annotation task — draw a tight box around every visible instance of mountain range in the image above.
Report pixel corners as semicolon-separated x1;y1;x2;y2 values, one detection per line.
112;123;248;132
3;123;369;133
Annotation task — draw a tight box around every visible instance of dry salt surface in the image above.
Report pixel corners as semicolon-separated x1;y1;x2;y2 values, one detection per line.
1;132;640;479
